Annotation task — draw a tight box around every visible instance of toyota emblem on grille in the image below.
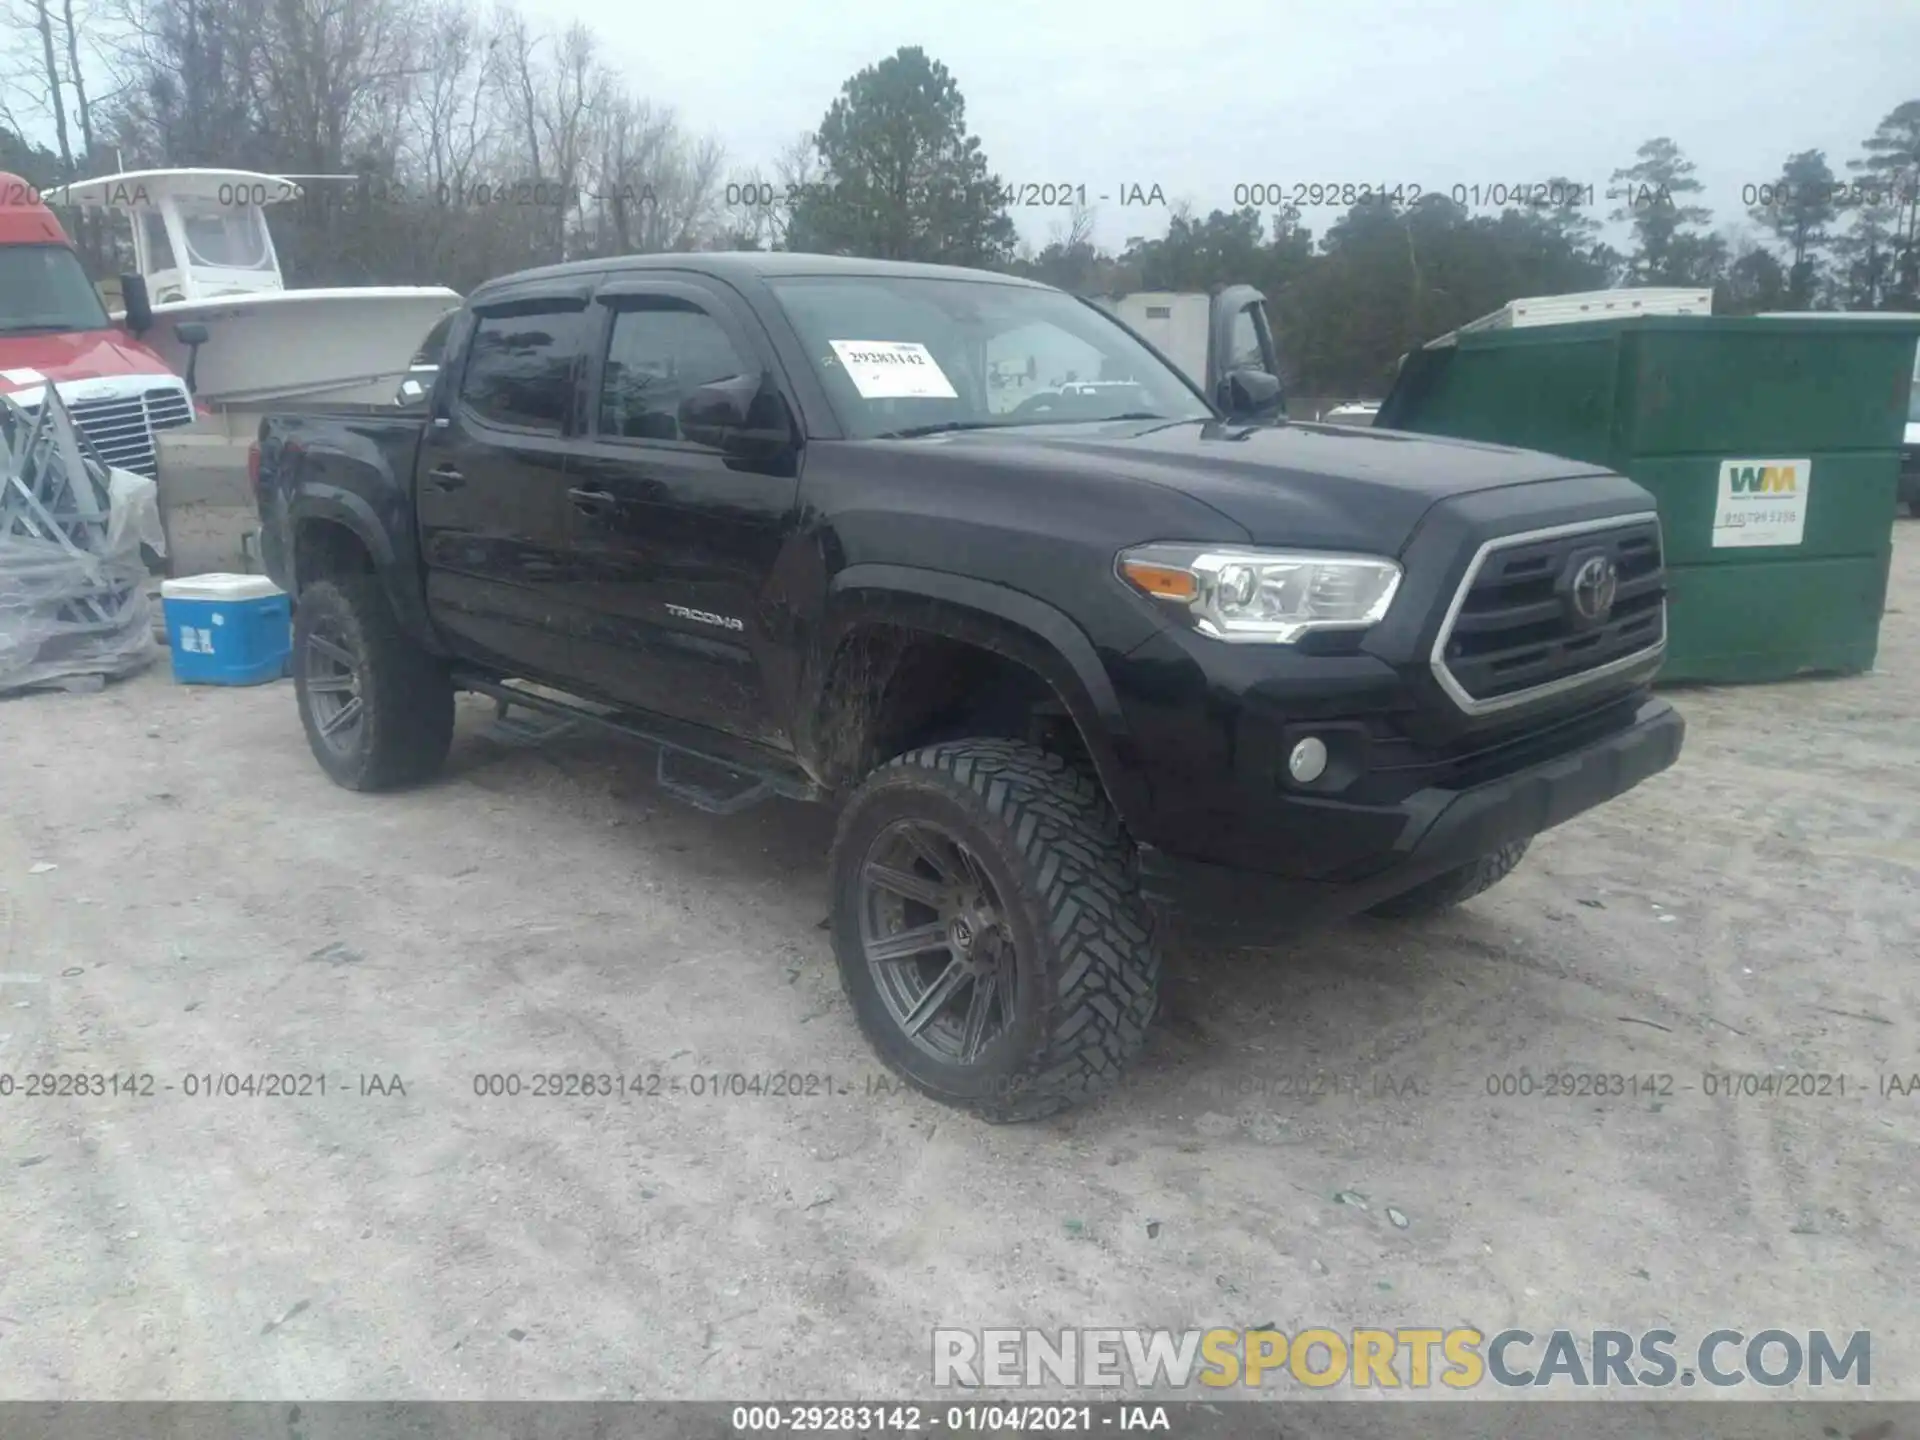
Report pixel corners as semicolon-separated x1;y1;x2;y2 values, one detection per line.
1570;554;1619;624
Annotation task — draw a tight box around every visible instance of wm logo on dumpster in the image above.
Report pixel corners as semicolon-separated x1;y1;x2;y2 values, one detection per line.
1726;464;1798;494
1713;456;1810;549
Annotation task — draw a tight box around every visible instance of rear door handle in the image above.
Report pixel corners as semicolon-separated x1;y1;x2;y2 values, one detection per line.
427;466;465;490
569;485;619;515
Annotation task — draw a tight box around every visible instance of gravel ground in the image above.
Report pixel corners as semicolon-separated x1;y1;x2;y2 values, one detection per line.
1;532;1916;1404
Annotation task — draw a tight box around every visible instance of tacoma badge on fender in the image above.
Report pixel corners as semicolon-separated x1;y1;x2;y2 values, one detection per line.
665;604;746;631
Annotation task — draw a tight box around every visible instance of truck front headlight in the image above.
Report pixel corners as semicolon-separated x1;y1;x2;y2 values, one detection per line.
1117;544;1402;644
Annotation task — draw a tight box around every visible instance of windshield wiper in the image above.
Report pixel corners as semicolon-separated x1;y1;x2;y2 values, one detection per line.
875;420;1022;440
878;412;1181;440
0;323;80;335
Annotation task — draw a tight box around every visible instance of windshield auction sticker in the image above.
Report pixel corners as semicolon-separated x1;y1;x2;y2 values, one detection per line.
1712;457;1810;547
829;340;959;400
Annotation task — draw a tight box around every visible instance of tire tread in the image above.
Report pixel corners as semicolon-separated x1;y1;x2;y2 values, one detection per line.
833;738;1160;1122
296;577;453;791
1365;839;1531;920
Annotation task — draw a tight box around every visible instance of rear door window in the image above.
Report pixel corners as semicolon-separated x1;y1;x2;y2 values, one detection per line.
460;307;584;432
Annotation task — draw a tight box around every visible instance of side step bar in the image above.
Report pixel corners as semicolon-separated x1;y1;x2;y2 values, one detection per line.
654;749;775;816
453;671;823;814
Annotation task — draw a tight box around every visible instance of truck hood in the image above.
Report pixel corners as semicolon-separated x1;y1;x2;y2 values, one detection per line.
0;329;178;394
920;417;1615;551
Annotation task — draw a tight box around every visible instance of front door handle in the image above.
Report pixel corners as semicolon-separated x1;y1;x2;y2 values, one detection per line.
568;485;619;516
427;465;465;490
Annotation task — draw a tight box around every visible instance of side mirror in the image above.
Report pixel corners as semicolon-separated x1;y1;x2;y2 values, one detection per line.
120;273;154;336
172;321;210;396
1217;367;1285;422
678;372;795;461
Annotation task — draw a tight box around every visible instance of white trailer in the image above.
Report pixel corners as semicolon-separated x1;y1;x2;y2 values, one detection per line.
1099;293;1214;385
1320;400;1382;425
1090;286;1280;406
1429;287;1714;347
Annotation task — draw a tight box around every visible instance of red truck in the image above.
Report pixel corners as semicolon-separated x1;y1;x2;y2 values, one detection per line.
0;172;196;475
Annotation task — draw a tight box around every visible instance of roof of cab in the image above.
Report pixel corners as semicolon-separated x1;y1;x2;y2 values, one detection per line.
468;250;1051;304
0;171;70;245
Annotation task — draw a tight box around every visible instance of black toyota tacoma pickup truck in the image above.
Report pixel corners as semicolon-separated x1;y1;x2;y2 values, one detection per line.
254;252;1684;1121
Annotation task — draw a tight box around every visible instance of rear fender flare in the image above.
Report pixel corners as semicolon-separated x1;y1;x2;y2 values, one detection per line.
288;488;441;654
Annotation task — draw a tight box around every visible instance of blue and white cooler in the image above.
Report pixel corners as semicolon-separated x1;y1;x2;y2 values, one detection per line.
160;574;292;685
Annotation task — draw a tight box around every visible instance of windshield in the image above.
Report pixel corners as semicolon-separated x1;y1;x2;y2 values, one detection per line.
0;243;113;334
178;202;276;271
766;274;1213;438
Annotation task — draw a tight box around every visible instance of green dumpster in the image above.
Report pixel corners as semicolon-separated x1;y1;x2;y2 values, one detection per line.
1377;314;1920;682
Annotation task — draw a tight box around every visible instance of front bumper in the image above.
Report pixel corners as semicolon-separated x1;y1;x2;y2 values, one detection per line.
1136;695;1684;935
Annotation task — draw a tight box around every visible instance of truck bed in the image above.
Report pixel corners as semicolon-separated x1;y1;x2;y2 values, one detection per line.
253;399;425;419
253;408;429;602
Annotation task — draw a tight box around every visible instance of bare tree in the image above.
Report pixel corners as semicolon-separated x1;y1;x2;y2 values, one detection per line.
768;129;818;249
592;95;672;252
719;129;819;250
492;4;538;175
1;0;89;174
492;16;604;260
33;0;73;170
101;0;272;164
11;0;756;288
400;1;499;198
59;0;95;162
251;0;416;176
581;97;727;256
716;162;775;248
1055;199;1095;252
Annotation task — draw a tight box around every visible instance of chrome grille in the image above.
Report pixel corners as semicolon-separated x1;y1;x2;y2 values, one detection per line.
22;387;196;478
1431;514;1667;715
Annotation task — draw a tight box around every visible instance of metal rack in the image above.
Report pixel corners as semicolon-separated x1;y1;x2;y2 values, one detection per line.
1;389;155;690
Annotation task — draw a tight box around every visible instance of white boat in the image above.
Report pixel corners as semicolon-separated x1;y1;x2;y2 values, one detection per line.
44;169;460;407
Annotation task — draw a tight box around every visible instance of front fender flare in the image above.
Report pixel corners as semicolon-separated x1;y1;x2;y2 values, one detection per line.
810;564;1152;831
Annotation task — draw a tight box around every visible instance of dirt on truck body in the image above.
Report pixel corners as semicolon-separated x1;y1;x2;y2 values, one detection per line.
253;250;1683;1120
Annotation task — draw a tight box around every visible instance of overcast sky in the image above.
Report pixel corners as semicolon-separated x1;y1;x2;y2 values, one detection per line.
538;0;1920;253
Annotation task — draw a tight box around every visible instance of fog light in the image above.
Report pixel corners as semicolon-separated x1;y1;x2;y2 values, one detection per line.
1288;736;1328;784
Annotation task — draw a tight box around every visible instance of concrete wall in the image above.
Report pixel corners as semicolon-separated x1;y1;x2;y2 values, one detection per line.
155;411;266;577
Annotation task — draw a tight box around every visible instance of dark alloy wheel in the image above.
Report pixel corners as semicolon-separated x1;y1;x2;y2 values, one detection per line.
302;614;369;761
293;576;454;791
830;738;1161;1122
857;818;1020;1067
